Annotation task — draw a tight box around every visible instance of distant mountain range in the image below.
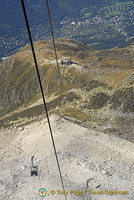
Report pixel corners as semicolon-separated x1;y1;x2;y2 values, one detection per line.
0;0;134;60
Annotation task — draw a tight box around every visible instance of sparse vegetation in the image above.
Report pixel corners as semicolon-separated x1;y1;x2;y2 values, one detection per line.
0;38;134;138
88;92;110;109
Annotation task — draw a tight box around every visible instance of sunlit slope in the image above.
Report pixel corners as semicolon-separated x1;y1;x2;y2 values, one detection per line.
0;39;90;115
0;39;134;142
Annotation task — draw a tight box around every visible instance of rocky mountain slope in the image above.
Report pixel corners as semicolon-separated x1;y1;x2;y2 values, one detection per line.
0;38;134;143
0;115;134;199
0;38;134;200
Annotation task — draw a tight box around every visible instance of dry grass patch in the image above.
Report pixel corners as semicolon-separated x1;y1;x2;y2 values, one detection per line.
56;107;89;122
106;70;134;87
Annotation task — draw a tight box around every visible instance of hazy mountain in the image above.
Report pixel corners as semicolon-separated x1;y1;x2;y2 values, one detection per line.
0;0;134;60
0;0;132;29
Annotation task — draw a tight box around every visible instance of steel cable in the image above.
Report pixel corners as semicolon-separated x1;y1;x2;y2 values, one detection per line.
20;1;67;199
45;0;64;100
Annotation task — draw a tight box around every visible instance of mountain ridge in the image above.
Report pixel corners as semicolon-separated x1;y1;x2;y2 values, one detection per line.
0;38;134;143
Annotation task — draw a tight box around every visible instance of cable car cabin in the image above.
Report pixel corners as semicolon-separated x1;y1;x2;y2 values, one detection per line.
61;57;72;66
30;156;38;176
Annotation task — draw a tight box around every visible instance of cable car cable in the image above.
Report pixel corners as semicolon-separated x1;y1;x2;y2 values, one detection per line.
20;1;67;199
45;0;64;100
